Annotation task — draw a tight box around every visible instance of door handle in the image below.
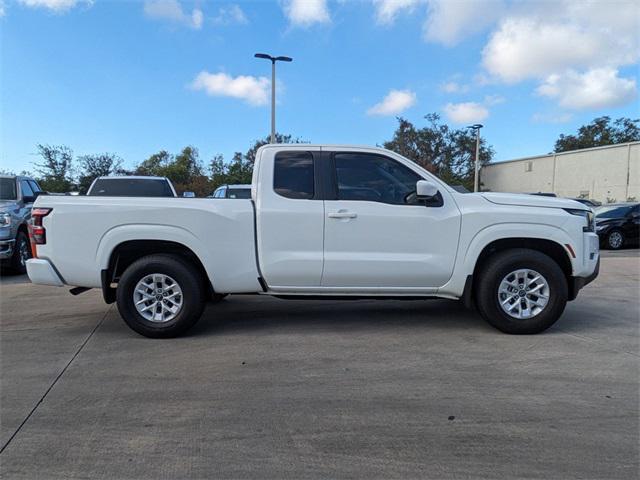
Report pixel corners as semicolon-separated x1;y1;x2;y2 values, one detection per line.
328;211;357;219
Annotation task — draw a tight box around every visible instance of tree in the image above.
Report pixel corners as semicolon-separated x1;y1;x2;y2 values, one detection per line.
224;152;253;185
77;153;123;193
135;150;171;177
164;146;204;186
207;133;306;192
34;144;75;192
383;114;494;191
554;116;640;153
244;133;304;167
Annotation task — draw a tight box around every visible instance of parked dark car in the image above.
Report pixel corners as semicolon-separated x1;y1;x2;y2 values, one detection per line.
595;203;640;250
570;198;601;208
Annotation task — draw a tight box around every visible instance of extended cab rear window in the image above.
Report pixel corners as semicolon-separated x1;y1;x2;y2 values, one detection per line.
88;179;174;197
274;152;314;200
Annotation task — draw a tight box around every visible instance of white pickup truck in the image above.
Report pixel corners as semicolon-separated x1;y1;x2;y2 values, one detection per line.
27;144;599;338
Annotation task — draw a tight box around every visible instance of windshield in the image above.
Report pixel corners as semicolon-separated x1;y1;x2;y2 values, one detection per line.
88;178;174;197
0;178;17;200
227;188;251;199
595;205;633;219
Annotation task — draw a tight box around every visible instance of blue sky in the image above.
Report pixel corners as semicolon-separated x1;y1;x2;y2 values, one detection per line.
1;0;639;174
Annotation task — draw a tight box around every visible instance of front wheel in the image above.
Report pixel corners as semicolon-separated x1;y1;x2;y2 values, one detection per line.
606;230;624;250
116;254;206;338
10;231;32;274
476;248;568;334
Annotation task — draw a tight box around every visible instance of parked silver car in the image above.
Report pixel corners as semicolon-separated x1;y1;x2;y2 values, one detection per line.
0;175;42;273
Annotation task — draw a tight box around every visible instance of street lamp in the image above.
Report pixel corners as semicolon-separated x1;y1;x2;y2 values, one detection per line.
254;53;293;144
467;124;483;192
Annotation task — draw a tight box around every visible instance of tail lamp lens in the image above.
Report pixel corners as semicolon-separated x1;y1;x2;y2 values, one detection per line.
29;208;52;255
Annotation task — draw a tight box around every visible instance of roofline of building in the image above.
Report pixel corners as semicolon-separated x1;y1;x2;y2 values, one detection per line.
488;141;640;167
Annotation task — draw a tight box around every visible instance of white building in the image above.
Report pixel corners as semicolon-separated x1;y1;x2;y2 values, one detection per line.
481;142;639;203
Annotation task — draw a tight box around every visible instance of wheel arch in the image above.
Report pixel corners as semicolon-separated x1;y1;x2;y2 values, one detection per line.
102;239;212;304
463;237;575;308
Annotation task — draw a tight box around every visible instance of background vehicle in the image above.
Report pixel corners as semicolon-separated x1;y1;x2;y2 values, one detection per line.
0;175;42;273
595;203;640;249
210;184;252;199
87;176;177;197
569;198;601;208
27;145;599;338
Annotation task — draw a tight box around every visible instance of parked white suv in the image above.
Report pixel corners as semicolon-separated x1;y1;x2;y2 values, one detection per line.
27;145;599;337
87;176;177;197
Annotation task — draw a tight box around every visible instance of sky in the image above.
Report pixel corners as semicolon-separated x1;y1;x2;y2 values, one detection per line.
1;0;639;174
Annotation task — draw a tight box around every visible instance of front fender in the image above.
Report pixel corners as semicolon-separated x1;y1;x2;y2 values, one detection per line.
438;222;575;298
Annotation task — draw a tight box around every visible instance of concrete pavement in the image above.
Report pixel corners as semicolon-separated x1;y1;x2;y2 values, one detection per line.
0;251;638;479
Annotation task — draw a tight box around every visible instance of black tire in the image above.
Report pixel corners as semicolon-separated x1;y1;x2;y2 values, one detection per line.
606;229;624;250
10;231;32;274
475;248;568;334
116;254;206;338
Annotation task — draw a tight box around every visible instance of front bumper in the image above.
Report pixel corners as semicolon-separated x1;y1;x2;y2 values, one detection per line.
0;239;15;260
569;255;599;301
26;259;65;286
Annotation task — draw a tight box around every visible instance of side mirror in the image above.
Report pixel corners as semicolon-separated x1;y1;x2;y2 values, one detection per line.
22;195;35;204
182;191;196;198
416;180;439;199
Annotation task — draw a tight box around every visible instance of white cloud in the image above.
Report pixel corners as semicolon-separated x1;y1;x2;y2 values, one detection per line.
536;68;637;110
190;71;270;106
423;0;503;46
212;4;248;25
282;0;330;27
440;81;469;94
143;0;203;29
18;0;91;12
373;0;420;25
477;1;639;111
482;18;614;83
367;89;416;116
483;94;504;106
443;102;489;124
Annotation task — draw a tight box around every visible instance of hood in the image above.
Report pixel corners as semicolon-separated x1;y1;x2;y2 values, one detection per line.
481;192;588;210
595;216;623;225
0;200;19;211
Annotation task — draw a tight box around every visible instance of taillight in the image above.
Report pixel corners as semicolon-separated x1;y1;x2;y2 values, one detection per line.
29;208;52;257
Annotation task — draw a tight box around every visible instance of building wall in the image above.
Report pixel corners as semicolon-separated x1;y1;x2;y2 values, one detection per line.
482;142;640;202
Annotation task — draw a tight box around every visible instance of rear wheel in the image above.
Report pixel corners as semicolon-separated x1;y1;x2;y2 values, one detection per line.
476;248;568;334
116;254;206;338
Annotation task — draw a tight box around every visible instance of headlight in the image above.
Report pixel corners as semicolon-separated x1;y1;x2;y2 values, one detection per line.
0;213;11;227
564;208;595;232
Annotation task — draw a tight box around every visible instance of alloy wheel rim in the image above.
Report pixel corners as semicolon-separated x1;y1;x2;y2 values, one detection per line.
498;269;550;320
18;238;30;267
133;273;183;323
609;231;623;249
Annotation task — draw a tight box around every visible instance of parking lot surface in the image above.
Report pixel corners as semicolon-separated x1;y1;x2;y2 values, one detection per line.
1;250;639;479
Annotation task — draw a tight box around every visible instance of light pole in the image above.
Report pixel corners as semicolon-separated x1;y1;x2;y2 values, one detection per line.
467;124;483;192
254;53;293;144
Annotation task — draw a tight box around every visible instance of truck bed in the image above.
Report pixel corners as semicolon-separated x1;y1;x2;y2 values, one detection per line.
33;196;261;293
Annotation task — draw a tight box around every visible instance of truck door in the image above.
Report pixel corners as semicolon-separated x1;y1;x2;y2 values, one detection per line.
321;151;461;289
255;148;325;287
